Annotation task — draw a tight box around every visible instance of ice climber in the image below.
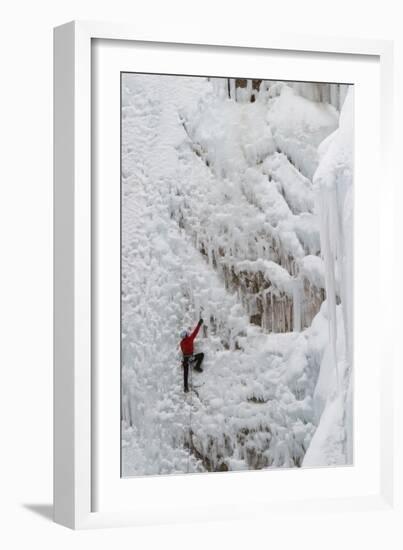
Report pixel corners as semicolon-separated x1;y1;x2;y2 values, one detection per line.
180;319;205;393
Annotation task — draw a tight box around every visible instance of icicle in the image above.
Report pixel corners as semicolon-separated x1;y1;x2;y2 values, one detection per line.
292;277;302;332
246;79;253;103
229;78;236;101
318;187;340;392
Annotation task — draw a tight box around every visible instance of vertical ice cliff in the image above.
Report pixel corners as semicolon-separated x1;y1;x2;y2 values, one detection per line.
121;74;354;475
303;88;354;466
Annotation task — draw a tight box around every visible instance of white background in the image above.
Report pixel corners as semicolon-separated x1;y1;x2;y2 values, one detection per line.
0;0;401;548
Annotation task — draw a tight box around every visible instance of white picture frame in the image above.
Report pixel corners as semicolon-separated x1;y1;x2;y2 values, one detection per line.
54;20;395;529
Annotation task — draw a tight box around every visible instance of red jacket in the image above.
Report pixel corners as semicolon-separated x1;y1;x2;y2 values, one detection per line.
180;322;202;355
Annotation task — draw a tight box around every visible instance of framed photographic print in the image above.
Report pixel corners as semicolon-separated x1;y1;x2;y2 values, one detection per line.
54;21;395;529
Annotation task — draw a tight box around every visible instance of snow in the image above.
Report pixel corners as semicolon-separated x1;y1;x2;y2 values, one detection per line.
303;88;354;466
262;152;315;215
121;75;354;475
234;259;294;294
299;255;325;290
266;85;339;179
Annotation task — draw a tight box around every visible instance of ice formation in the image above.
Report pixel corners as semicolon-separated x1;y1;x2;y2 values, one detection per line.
121;74;353;475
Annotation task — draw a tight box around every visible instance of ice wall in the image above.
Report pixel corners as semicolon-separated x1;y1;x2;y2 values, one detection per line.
303;87;354;466
267;80;349;111
121;74;353;475
175;82;340;336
